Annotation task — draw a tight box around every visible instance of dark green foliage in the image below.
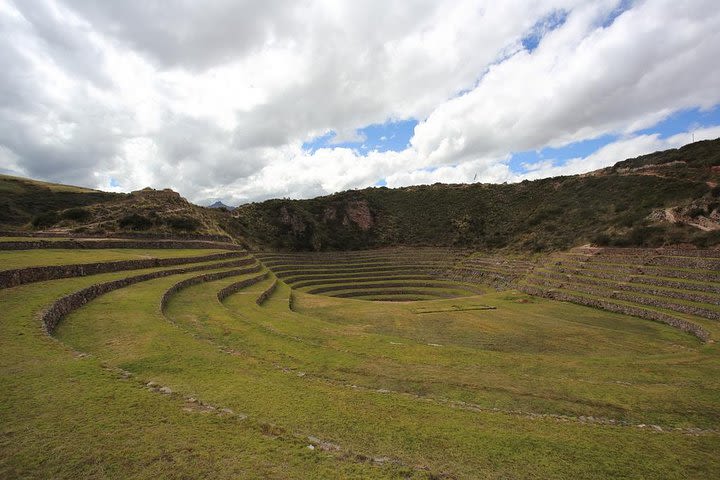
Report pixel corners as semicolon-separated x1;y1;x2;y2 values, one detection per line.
118;214;154;230
165;216;201;232
232;174;711;251
61;207;91;222
31;211;59;228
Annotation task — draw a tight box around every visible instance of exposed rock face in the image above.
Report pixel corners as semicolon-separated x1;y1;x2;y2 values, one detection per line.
280;206;307;234
322;206;337;222
649;201;720;232
343;200;373;231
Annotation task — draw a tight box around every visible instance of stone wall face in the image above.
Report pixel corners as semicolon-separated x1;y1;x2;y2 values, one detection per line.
216;272;269;302
0;231;236;243
0;252;251;289
42;261;258;334
255;279;278;305
0;239;244;251
161;265;264;311
518;285;710;342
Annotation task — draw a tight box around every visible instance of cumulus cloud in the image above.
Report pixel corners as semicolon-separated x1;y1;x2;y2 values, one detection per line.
411;0;720;164
0;0;718;206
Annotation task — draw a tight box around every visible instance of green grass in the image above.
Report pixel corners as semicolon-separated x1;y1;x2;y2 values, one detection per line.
0;272;402;479
1;247;720;479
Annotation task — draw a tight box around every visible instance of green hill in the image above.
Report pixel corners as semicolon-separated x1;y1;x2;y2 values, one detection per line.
232;139;720;251
0;174;119;227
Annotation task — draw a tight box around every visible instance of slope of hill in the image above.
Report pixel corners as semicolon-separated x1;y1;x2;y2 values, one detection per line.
48;187;235;238
0;176;240;241
0;174;119;227
232;139;720;251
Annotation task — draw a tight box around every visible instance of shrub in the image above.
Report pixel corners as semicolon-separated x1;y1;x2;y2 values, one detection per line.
32;211;59;228
165;216;201;232
591;233;611;246
118;214;153;230
62;207;91;222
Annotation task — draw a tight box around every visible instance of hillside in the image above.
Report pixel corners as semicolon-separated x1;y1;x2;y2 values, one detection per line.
2;139;719;250
232;139;720;251
0;174;119;227
0;176;240;240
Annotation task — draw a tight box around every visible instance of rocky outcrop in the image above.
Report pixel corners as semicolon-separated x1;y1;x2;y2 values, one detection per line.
343;200;374;231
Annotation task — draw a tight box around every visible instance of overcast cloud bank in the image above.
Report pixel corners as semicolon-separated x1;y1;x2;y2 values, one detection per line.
0;0;719;205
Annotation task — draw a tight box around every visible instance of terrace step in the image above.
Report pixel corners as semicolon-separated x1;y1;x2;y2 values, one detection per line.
524;273;720;321
517;284;710;342
0;251;251;289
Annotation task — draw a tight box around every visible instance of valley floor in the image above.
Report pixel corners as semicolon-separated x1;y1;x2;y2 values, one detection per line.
1;243;719;479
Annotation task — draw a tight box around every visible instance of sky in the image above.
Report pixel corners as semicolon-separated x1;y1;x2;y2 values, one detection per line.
0;0;719;206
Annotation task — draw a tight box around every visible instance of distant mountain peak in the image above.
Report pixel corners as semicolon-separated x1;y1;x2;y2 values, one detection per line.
208;200;234;210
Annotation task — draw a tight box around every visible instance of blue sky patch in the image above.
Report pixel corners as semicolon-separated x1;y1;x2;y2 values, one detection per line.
601;0;634;29
521;9;568;53
636;106;720;139
303;118;418;154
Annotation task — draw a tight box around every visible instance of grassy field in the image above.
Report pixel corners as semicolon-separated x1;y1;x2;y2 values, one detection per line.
1;244;719;479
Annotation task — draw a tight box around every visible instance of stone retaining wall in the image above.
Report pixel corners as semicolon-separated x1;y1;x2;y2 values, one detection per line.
525;276;720;321
42;261;257;334
0;239;244;251
291;275;436;289
306;281;480;295
0;230;235;243
532;269;719;306
216;272;269;302
0;252;250;289
272;265;439;276
256;279;278;305
333;289;457;299
161;265;263;311
633;276;720;295
518;284;710;342
555;261;720;283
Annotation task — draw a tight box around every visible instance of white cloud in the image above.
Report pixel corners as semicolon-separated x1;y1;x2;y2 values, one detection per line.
410;0;720;165
0;0;718;206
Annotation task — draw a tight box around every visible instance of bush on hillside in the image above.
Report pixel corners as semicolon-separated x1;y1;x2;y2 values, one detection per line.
61;207;91;222
165;216;200;232
31;211;59;228
118;214;154;230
